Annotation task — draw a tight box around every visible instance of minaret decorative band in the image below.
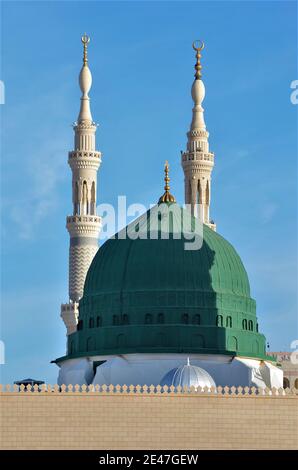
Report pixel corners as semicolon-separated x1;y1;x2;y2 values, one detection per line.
61;35;102;337
181;40;216;231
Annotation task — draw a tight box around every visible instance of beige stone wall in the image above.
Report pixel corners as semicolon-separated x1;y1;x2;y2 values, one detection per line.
1;386;297;450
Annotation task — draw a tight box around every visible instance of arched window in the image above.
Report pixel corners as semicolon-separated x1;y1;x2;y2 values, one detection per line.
157;332;166;346
256;323;259;332
294;378;298;389
228;336;238;351
192;334;205;348
77;319;83;331
89;317;94;328
182;313;189;324
197;179;202;204
86;337;95;352
96;316;102;327
75;181;79;215
122;314;129;325
226;316;232;328
206;180;210;205
117;334;125;347
242;319;248;330
91;181;96;215
252;340;259;354
283;377;290;389
187;180;191;204
169;212;174;232
145;314;152;324
193;314;200;325
70;341;75;354
113;315;119;326
248;320;253;331
216;315;223;327
157;313;164;324
82;180;88;215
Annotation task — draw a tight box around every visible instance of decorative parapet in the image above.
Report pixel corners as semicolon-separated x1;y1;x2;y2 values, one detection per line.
1;384;297;396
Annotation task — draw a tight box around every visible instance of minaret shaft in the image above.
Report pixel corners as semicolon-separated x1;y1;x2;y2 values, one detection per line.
61;35;102;337
181;41;216;231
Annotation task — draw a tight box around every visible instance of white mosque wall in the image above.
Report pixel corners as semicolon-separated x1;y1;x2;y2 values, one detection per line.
57;358;94;386
57;353;283;389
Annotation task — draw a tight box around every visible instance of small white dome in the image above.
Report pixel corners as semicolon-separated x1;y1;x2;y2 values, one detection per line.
161;358;216;390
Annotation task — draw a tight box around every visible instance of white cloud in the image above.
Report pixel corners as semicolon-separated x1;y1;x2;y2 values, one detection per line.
2;75;73;240
259;202;278;224
9;140;67;240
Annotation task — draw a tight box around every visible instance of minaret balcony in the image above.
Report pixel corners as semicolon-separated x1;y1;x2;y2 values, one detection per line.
181;151;214;164
61;302;79;336
68;150;102;170
66;215;102;237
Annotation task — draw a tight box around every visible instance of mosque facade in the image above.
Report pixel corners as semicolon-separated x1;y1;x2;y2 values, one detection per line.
54;36;283;390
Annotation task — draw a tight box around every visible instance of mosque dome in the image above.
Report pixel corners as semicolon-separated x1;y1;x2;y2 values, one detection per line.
161;358;216;389
61;201;266;363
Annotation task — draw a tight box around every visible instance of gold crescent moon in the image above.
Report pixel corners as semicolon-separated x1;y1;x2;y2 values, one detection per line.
81;33;90;45
192;40;204;52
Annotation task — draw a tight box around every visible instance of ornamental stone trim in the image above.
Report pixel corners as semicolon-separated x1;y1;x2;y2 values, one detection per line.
68;151;102;170
73;122;97;131
66;217;102;237
182;152;214;163
187;129;209;138
66;216;101;224
1;384;297;396
68;151;101;159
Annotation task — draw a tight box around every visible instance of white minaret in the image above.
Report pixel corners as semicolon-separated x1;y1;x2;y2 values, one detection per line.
181;40;216;230
61;34;102;335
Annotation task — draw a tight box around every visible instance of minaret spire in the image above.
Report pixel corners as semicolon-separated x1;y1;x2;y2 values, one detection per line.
158;161;176;204
78;34;93;123
181;40;216;230
61;35;102;338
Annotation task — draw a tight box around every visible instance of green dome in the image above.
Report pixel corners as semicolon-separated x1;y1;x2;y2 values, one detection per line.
64;204;266;361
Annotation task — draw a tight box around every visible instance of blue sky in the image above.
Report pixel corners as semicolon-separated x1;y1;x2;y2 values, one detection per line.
0;0;297;384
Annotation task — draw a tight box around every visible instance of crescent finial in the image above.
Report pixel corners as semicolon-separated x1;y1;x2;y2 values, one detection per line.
81;33;90;65
192;39;204;80
81;33;90;45
192;39;204;52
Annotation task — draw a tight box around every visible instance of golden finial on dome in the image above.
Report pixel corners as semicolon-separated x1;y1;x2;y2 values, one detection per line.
158;160;176;204
192;39;204;80
81;33;90;66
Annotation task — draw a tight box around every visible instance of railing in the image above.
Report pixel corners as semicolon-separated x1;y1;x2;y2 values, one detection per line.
1;384;297;396
61;303;79;312
182;152;214;163
68;151;101;159
66;216;101;224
